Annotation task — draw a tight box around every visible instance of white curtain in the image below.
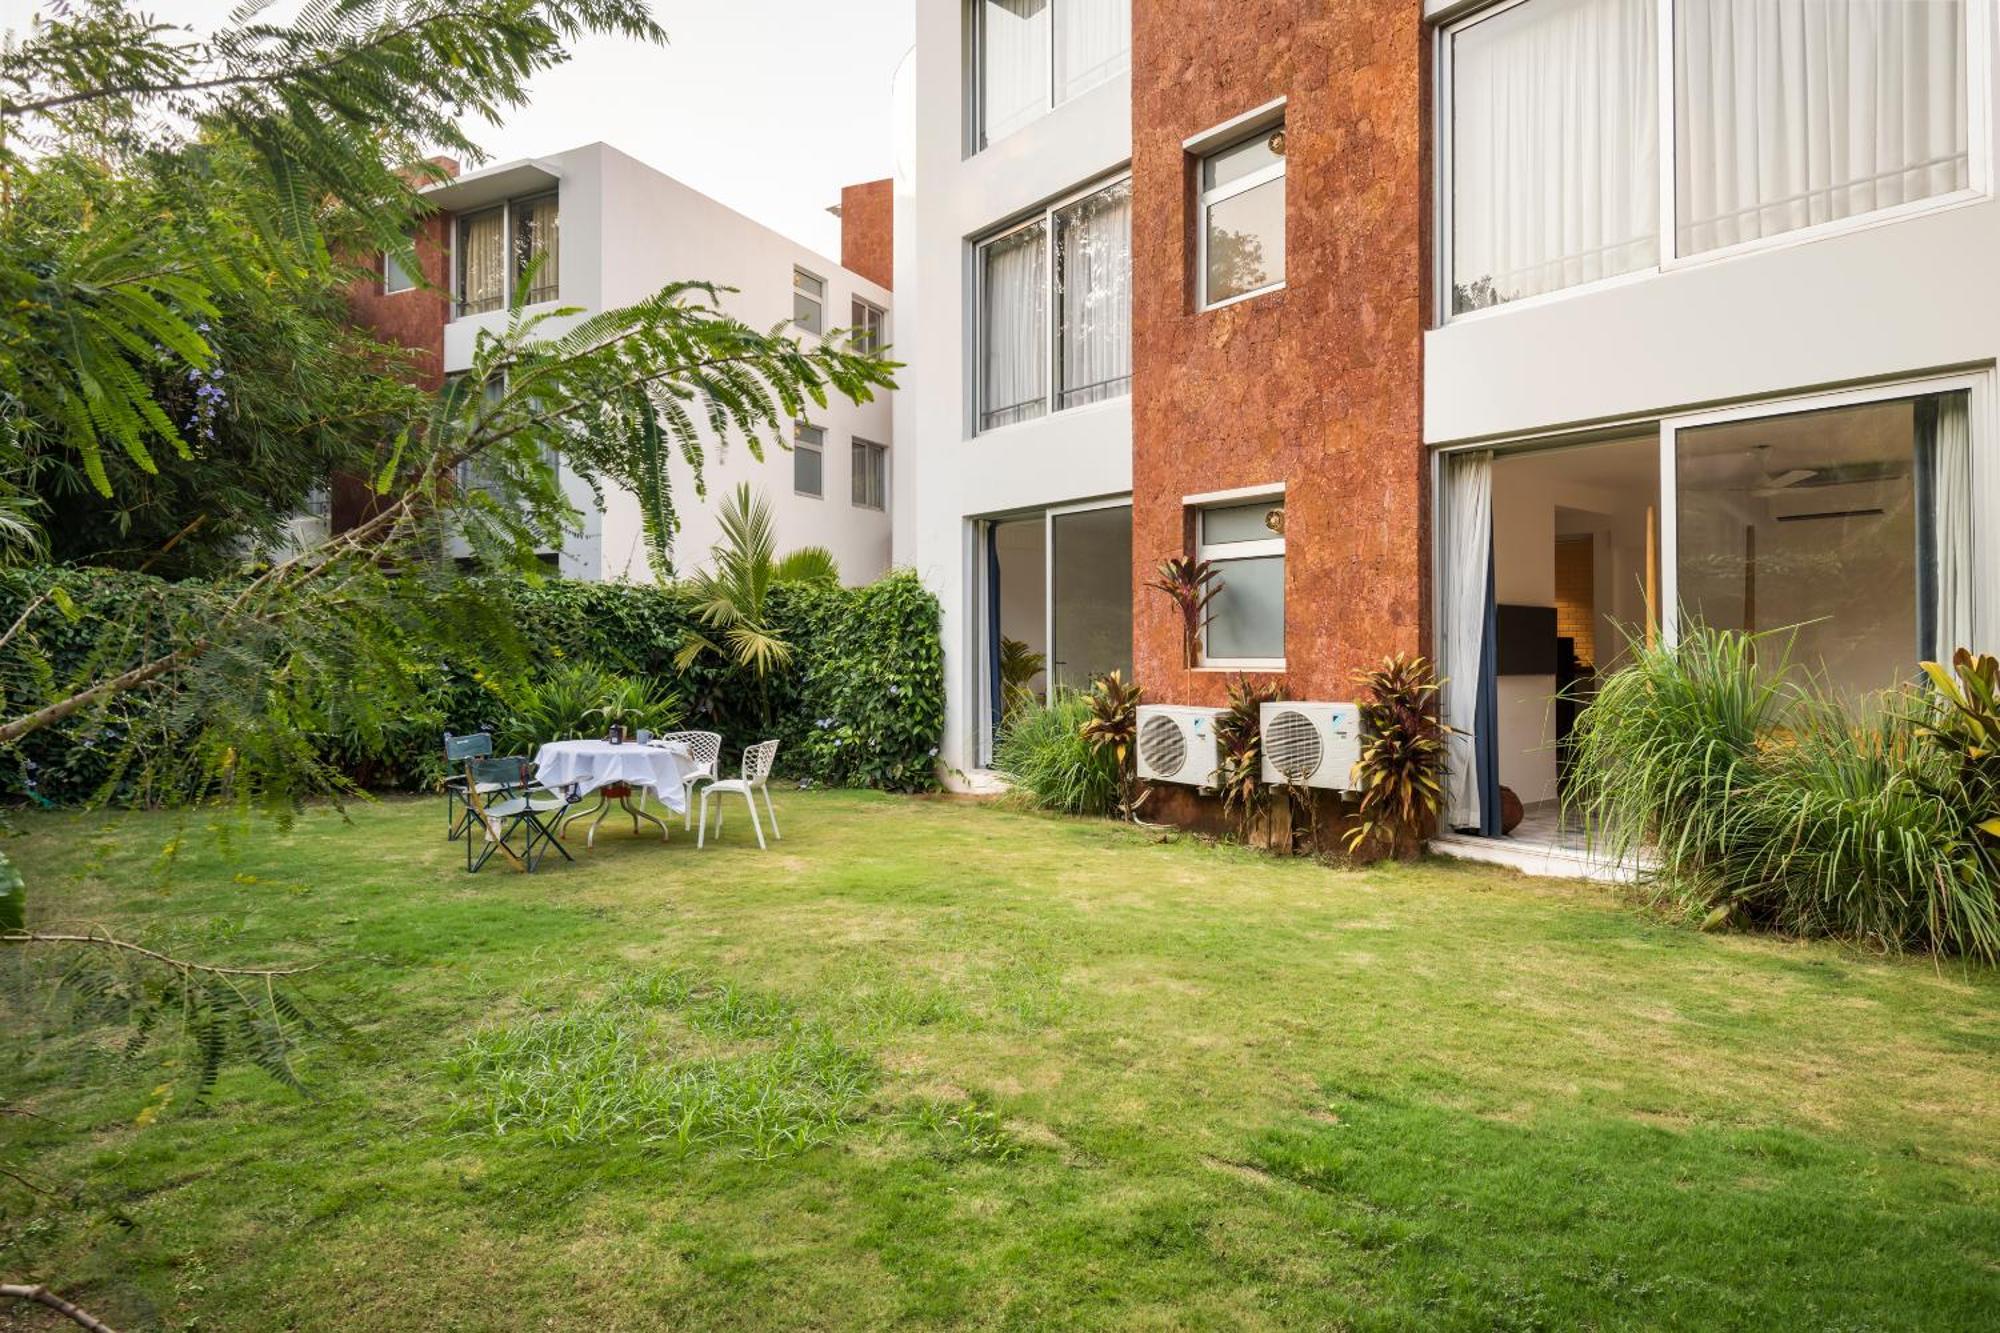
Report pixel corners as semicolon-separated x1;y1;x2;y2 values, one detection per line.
516;194;559;301
982;222;1048;429
1933;392;1975;657
1442;451;1494;830
982;0;1050;144
1056;178;1131;410
1676;0;1969;254
1056;0;1129;102
1450;0;1658;313
459;209;505;313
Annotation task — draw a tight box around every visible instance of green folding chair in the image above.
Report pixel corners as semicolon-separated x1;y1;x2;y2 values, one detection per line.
443;731;499;841
461;754;579;874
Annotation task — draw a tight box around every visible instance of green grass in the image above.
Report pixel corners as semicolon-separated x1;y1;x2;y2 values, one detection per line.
3;790;1997;1329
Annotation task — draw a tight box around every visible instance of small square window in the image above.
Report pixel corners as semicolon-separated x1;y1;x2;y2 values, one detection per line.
851;297;887;354
1198;121;1287;309
1196;493;1285;665
851;439;887;510
794;267;825;335
383;249;416;294
794;422;825;498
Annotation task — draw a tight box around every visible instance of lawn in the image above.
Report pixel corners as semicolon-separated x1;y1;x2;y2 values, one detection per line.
3;790;1997;1330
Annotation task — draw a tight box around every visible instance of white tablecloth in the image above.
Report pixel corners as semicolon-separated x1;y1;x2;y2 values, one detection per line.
533;739;699;812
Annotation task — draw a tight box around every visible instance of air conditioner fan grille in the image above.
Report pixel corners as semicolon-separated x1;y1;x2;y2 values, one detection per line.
1264;709;1324;783
1138;714;1188;777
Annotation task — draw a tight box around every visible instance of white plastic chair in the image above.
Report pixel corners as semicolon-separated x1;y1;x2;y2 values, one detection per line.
651;730;723;828
697;740;781;850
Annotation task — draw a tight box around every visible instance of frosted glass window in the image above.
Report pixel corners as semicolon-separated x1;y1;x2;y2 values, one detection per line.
1203;500;1281;545
1206;556;1285;662
793;268;825;335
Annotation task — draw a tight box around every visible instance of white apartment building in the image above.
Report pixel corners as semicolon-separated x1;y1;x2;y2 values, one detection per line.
1425;0;2000;861
394;142;894;584
897;2;1137;784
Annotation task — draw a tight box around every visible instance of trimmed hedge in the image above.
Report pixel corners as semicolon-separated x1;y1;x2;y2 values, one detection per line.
0;566;944;804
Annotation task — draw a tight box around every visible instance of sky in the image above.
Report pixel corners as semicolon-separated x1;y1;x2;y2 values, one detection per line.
2;0;915;258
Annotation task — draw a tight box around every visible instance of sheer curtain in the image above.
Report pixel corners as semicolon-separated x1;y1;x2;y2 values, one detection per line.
516;195;559;302
1442;452;1494;830
1450;0;1658;313
1930;392;1975;657
982;0;1050;144
981;223;1048;430
1056;0;1129;102
1056;179;1131;410
1676;0;1969;254
458;208;504;314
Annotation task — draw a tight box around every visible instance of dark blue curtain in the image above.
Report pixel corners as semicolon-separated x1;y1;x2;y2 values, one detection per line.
986;525;1004;749
1475;534;1503;838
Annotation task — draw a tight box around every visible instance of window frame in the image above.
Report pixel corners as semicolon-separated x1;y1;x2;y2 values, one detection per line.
512;190;561;306
1195;120;1289;312
851;296;887;354
972;170;1133;436
971;0;1132;152
793;267;826;336
1190;482;1287;670
452;192;562;318
382;248;416;295
1435;0;1995;327
793;421;826;499
851;437;889;510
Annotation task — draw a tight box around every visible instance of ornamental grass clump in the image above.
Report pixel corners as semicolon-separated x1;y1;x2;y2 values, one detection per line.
1569;626;1999;959
993;692;1119;818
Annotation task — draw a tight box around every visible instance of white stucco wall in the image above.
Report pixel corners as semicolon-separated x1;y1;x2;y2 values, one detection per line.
439;142;894;586
904;4;1134;782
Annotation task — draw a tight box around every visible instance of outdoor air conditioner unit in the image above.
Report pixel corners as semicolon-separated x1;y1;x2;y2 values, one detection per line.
1135;705;1224;787
1260;701;1362;792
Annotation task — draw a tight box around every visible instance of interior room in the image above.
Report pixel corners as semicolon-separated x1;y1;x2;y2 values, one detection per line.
1488;435;1660;842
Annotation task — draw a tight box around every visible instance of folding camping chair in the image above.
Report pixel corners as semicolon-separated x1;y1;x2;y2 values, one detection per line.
461;754;579;873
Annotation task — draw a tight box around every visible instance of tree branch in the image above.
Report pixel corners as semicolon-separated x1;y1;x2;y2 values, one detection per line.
0;1284;120;1333
2;929;323;978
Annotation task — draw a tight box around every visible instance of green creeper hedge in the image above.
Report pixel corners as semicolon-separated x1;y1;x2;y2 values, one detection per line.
0;567;944;805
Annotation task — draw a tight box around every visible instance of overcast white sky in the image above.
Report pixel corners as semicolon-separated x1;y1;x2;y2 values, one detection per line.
2;0;914;258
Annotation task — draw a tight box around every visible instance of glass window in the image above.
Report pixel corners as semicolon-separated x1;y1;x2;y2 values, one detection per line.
514;193;559;303
793;268;825;335
1674;0;1970;255
978;220;1049;430
1054;177;1132;410
794;422;825;498
383;249;415;294
978;0;1129;148
1450;0;1658;315
1200;123;1287;308
975;173;1131;432
1198;496;1285;663
1445;0;1974;318
1675;396;1950;697
1050;504;1133;692
851;298;887;354
851;439;888;510
457;207;505;315
1055;0;1130;103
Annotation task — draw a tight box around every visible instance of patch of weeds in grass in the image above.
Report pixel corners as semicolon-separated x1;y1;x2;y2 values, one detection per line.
445;970;874;1160
904;1093;1021;1164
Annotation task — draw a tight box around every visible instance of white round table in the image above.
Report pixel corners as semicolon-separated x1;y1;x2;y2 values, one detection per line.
533;739;699;846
